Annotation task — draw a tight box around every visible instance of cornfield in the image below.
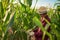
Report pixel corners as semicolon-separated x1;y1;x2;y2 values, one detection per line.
0;0;60;40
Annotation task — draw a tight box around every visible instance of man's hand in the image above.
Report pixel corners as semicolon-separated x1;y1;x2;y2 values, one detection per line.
27;29;34;36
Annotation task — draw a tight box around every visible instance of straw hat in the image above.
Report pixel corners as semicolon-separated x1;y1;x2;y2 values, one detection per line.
37;6;47;14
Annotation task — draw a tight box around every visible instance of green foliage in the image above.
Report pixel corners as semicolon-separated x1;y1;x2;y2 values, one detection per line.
0;0;60;40
24;0;32;7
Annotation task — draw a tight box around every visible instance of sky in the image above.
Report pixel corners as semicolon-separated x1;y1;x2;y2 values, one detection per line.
14;0;57;8
31;0;57;8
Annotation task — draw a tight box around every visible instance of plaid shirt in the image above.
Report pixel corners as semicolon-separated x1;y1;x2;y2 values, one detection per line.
33;15;50;40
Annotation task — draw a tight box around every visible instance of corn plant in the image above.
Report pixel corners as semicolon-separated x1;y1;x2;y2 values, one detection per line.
0;0;60;40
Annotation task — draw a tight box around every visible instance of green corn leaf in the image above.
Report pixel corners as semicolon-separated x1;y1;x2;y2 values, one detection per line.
26;0;32;7
3;12;15;40
14;30;23;40
0;2;4;18
33;17;45;31
22;32;27;40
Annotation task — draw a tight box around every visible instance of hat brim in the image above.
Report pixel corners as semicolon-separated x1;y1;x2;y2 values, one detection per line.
37;10;47;14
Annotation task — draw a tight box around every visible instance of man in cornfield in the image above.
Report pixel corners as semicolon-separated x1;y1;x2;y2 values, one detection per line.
33;6;51;40
28;6;51;40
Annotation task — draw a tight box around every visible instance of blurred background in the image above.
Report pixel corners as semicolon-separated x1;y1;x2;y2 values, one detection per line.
0;0;60;40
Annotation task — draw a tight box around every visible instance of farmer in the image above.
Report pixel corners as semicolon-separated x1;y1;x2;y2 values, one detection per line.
33;6;51;40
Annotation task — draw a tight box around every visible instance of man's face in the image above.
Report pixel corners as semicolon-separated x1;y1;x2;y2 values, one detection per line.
40;13;47;17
